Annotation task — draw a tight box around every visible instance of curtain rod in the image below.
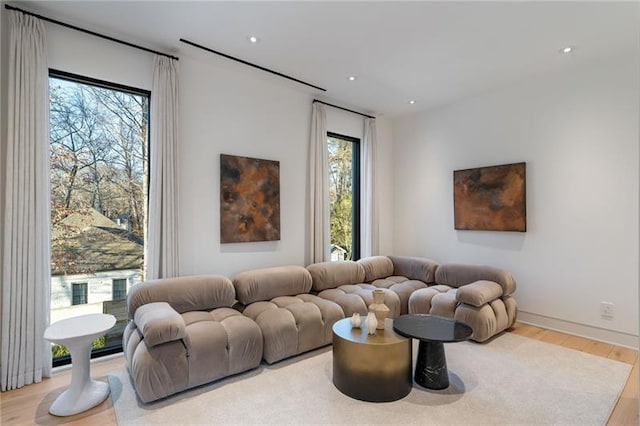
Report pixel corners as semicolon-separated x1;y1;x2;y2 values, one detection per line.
4;4;179;61
313;99;375;119
180;38;326;92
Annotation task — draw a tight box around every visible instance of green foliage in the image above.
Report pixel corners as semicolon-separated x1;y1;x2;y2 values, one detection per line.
331;192;353;259
328;137;354;260
52;336;106;358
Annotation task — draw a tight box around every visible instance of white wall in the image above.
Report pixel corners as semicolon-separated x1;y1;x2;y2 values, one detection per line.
178;49;313;276
40;25;395;279
47;25;153;91
392;50;639;346
325;106;363;141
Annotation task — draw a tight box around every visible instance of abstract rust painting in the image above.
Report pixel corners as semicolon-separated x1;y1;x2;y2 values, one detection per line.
454;162;526;232
220;154;280;243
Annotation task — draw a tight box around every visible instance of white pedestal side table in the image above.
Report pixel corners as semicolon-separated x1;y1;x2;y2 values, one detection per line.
44;313;116;416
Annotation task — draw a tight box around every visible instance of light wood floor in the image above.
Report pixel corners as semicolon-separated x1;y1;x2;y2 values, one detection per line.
1;322;638;425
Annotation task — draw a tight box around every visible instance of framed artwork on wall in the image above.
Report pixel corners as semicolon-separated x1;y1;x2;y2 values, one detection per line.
453;162;526;232
220;154;281;243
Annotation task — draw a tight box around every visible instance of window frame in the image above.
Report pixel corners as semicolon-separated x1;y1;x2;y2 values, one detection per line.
48;69;150;367
327;132;361;261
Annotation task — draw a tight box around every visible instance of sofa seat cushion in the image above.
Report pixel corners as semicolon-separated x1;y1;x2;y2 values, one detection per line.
124;307;262;403
430;289;459;317
317;284;401;318
407;286;450;315
388;280;429;315
242;294;343;364
369;276;408;289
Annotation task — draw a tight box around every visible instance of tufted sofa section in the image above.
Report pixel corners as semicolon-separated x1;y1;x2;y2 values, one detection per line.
123;275;263;403
307;260;402;318
358;256;439;315
233;265;344;364
408;263;518;342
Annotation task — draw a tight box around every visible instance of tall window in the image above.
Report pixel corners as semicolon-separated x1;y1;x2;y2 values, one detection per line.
49;70;149;364
328;132;360;261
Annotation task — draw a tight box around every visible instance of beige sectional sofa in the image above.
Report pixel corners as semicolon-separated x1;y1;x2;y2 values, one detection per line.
123;255;517;403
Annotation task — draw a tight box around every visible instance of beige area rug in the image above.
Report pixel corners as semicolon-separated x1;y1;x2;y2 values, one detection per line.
108;333;631;425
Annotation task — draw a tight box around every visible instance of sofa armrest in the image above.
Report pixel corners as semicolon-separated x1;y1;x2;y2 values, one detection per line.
134;302;186;348
456;280;504;307
435;263;516;296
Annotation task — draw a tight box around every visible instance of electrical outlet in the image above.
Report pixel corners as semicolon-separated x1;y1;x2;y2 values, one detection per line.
600;302;614;319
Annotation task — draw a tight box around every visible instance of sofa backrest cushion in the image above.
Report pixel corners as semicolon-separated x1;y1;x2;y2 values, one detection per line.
233;265;312;305
307;261;365;292
435;263;516;295
127;275;235;318
358;256;394;282
389;256;438;283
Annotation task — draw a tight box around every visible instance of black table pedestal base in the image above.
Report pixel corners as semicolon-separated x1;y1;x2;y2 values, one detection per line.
415;340;449;390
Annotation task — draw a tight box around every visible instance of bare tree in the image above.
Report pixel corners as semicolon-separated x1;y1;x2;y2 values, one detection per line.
91;87;148;236
49;77;148;238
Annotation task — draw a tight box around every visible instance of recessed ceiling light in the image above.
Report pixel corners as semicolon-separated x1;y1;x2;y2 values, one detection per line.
248;36;259;44
408;100;416;105
560;46;574;54
348;76;357;81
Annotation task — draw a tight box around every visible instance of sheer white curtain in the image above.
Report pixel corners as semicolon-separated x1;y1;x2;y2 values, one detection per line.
146;56;180;279
361;118;379;257
308;103;330;263
1;11;51;391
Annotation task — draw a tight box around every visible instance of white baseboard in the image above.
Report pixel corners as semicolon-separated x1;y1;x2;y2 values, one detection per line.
518;311;639;350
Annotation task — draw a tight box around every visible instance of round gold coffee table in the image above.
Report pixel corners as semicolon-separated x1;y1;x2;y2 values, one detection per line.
332;318;411;402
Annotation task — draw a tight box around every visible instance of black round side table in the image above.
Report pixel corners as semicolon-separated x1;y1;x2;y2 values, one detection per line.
393;314;472;390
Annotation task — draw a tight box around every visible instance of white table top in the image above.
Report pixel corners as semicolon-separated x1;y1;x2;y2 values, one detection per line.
44;313;116;343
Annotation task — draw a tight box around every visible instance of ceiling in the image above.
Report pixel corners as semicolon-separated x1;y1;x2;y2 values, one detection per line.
17;1;640;117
